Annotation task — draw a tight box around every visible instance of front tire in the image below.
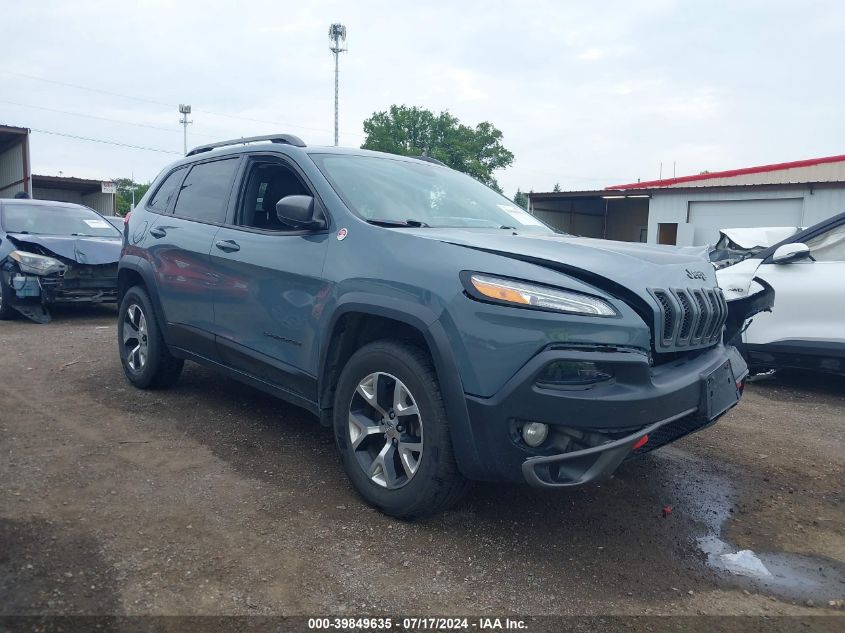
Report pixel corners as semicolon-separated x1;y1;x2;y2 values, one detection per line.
333;340;470;518
118;286;183;389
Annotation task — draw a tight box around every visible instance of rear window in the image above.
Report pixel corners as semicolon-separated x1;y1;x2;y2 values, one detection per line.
172;158;239;223
1;203;121;237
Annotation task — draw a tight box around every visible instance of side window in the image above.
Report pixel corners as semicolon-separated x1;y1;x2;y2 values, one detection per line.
147;167;186;213
172;158;239;223
237;161;309;231
805;222;845;262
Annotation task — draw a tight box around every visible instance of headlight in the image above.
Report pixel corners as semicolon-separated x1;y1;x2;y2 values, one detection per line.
466;273;617;316
9;251;67;276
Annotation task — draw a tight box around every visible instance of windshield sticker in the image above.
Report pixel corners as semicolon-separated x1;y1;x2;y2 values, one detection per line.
84;219;110;229
497;205;544;227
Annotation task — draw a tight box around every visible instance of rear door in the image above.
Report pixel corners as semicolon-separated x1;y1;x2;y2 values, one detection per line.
745;218;845;365
147;156;240;358
208;154;331;401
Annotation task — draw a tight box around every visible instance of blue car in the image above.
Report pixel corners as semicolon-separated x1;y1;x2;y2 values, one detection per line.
0;199;122;323
117;134;772;518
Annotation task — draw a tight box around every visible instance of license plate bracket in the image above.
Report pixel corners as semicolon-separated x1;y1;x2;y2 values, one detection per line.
701;360;739;421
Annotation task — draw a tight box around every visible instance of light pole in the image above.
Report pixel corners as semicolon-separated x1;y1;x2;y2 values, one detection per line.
179;104;192;155
129;172;137;211
328;23;347;146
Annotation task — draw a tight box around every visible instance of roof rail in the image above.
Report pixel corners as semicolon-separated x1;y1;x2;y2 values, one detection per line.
415;155;447;167
186;134;306;157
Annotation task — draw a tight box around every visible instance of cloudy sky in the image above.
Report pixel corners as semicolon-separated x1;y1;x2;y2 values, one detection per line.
3;0;844;196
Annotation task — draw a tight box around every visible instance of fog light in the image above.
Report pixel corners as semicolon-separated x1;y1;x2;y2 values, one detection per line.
522;422;549;447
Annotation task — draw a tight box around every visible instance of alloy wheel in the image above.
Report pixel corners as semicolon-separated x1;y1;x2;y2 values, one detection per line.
122;303;149;372
348;372;424;489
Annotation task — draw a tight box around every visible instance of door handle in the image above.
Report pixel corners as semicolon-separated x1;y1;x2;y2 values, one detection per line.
149;227;167;238
215;239;240;253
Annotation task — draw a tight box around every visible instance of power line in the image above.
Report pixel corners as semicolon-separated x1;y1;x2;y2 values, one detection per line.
30;128;183;155
0;98;217;138
1;68;365;139
2;70;174;108
192;107;364;138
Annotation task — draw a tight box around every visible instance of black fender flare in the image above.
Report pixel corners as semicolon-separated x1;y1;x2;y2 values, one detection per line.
318;295;485;480
118;256;171;345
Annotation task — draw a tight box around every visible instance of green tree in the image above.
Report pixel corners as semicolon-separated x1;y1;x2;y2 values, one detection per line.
513;188;529;209
361;105;514;191
113;177;151;216
552;182;561;192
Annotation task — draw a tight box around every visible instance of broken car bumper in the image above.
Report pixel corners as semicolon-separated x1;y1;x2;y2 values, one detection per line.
1;268;118;323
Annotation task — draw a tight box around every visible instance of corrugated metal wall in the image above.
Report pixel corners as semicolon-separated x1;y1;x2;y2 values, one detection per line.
32;187;82;203
81;192;115;215
0;142;24;197
32;188;115;215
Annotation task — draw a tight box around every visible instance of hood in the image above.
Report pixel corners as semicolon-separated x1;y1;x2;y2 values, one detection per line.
719;226;802;249
407;228;718;292
8;234;121;266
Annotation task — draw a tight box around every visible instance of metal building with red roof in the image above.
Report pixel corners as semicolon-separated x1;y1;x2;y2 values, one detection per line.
528;154;845;247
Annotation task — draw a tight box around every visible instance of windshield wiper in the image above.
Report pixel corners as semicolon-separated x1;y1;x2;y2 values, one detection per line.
366;218;430;228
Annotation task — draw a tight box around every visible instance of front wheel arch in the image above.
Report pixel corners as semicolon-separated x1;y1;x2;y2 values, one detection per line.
317;304;485;480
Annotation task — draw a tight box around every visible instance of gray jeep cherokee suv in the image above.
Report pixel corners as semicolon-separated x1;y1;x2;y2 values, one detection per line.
117;134;763;518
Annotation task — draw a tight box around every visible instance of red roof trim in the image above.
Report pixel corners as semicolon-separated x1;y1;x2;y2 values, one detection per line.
607;153;845;190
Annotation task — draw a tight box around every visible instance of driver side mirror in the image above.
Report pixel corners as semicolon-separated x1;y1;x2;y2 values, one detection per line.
276;195;326;231
772;242;811;264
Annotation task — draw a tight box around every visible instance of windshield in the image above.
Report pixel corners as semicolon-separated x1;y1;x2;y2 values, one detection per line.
311;153;555;233
1;203;121;238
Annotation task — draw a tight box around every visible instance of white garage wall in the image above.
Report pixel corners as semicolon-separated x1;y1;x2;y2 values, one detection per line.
647;185;845;246
688;198;803;246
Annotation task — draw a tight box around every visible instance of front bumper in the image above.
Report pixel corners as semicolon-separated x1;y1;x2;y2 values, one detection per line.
1;268;118;323
463;343;747;486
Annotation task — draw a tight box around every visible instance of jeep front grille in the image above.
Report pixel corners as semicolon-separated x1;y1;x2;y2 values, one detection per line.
650;287;727;351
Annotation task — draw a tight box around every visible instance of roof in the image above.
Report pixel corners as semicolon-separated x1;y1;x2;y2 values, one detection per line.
0;124;29;153
159;141;449;174
608;153;845;190
529;189;618;200
32;174;114;193
0;124;29;135
528;189;654;201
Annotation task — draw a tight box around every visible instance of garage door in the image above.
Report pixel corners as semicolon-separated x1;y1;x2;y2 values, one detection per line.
688;198;803;246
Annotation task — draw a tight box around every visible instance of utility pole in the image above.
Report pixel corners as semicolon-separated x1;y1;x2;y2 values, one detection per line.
328;23;347;146
179;104;192;155
130;171;137;211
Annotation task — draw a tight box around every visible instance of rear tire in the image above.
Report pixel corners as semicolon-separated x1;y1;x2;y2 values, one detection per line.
118;286;183;389
333;340;470;518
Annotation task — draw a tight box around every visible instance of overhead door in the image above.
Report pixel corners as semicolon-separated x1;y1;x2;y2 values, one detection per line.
687;198;803;246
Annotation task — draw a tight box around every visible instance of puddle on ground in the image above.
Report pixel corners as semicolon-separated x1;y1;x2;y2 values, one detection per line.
653;447;845;602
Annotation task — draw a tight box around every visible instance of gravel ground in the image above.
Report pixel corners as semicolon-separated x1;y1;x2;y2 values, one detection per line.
1;305;843;622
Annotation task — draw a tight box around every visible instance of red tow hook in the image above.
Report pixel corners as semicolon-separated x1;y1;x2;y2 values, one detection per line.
632;435;649;450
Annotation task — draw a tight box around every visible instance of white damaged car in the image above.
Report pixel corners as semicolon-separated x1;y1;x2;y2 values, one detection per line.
717;212;845;375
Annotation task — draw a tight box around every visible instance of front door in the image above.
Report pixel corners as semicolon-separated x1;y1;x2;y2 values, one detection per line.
209;156;330;401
